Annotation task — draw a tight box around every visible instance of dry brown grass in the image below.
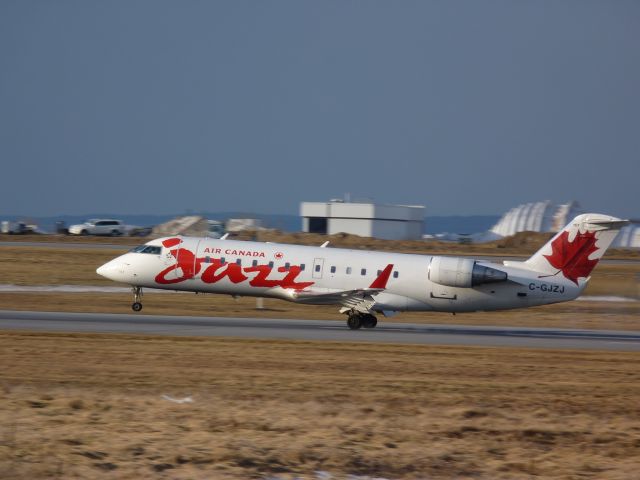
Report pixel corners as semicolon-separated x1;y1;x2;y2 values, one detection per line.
1;332;639;479
0;245;638;296
1;239;640;478
0;247;120;286
2;231;639;258
239;229;640;260
0;233;140;245
0;245;638;332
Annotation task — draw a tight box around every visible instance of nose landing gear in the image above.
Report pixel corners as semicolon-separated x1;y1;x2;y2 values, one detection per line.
132;286;143;312
346;312;378;330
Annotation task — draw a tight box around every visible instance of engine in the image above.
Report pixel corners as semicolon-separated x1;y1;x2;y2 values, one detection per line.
428;257;508;288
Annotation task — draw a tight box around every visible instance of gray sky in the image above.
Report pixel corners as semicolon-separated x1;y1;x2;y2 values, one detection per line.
1;1;638;218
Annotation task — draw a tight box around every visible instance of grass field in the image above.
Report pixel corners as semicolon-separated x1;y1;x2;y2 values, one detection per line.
1;242;637;295
1;332;640;479
2;232;639;259
0;244;638;331
0;240;639;479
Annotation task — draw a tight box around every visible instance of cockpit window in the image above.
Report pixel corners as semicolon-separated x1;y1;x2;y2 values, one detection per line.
130;245;162;254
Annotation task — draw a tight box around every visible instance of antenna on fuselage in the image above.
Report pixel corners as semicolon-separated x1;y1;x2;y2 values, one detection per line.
220;233;230;240
320;241;330;248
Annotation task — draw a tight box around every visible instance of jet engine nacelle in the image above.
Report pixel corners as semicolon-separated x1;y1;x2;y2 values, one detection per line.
428;257;508;288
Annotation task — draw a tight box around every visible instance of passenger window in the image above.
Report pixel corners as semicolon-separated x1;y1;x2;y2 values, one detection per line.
284;262;290;271
236;259;241;266
346;267;352;274
377;270;382;276
205;256;211;264
252;259;258;267
361;268;366;275
330;266;336;273
315;264;321;272
221;257;226;265
393;271;399;278
268;261;274;268
300;264;305;271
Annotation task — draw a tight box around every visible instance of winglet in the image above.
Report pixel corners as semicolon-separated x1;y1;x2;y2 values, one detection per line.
369;264;394;289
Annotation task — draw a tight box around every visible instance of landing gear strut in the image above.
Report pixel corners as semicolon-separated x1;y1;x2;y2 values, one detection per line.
132;286;143;312
346;312;378;330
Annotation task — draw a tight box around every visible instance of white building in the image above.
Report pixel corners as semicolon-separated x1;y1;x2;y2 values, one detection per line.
490;201;583;237
300;201;425;240
487;200;639;248
612;223;640;249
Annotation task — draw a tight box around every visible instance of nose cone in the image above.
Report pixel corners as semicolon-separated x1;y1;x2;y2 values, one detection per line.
97;259;131;282
96;262;108;277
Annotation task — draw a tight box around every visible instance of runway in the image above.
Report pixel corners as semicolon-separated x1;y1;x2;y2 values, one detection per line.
1;310;640;351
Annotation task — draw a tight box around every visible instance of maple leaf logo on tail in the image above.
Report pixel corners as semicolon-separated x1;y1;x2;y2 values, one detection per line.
542;230;600;285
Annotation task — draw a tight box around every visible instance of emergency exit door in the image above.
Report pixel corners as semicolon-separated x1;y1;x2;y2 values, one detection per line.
312;258;324;279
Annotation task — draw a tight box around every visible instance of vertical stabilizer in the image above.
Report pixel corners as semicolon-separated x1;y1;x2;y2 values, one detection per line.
524;214;627;287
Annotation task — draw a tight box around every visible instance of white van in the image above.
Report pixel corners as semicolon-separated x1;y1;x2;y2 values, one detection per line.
68;219;126;236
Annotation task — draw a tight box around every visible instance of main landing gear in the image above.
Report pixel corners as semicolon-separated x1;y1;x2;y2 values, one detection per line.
131;286;143;312
346;312;378;330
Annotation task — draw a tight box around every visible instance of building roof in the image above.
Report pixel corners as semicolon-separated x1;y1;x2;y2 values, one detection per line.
300;201;425;222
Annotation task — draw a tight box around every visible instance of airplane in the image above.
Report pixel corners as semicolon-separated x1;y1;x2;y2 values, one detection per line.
97;213;627;330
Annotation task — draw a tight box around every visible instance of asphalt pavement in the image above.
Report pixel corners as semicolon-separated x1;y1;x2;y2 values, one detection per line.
1;310;640;351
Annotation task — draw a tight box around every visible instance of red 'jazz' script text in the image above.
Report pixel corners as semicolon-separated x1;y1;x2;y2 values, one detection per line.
155;238;313;290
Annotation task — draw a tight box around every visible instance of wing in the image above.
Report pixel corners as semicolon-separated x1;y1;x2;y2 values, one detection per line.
282;264;394;313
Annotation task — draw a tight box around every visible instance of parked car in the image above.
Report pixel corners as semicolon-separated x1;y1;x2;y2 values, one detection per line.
68;219;126;236
1;221;40;235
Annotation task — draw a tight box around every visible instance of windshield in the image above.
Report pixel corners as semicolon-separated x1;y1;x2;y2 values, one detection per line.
130;245;162;254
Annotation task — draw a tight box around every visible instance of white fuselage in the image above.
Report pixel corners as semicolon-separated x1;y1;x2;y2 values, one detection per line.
97;236;581;313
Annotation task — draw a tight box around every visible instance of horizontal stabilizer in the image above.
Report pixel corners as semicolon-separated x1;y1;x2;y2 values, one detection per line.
583;219;629;231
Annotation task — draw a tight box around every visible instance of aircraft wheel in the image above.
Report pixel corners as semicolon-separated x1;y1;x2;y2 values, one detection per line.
362;315;378;329
347;314;362;330
132;302;143;312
